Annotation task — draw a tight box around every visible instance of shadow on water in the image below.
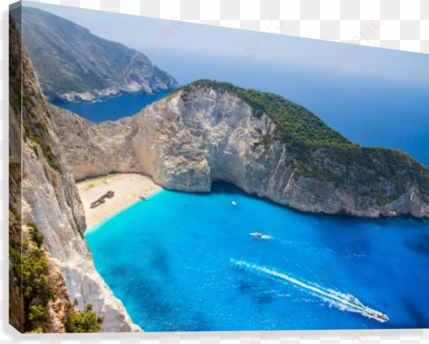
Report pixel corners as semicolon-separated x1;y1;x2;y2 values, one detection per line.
238;283;254;293
126;272;212;331
150;247;171;277
405;233;429;256
235;267;275;305
400;297;429;328
126;275;171;316
255;293;274;304
236;282;274;307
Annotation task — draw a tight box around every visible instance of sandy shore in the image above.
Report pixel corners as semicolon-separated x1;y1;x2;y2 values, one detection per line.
77;173;162;228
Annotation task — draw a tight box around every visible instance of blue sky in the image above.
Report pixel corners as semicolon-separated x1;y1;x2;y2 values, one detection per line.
22;1;429;86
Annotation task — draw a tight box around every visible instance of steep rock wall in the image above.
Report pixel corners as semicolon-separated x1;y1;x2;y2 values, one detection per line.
50;86;429;220
10;16;141;332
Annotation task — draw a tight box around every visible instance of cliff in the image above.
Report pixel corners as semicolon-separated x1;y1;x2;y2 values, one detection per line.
11;6;179;103
50;80;429;219
9;157;24;331
9;14;24;331
9;15;141;333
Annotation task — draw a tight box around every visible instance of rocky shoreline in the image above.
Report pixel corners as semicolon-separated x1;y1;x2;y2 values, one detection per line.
44;85;171;103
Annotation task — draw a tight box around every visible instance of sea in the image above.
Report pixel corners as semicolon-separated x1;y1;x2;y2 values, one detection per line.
52;89;171;123
85;182;429;331
64;50;429;331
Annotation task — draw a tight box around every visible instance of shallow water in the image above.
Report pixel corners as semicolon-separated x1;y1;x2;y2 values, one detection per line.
85;182;429;331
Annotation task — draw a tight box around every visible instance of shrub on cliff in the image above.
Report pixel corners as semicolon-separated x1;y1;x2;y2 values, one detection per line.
8;221;56;332
28;222;44;248
66;302;104;333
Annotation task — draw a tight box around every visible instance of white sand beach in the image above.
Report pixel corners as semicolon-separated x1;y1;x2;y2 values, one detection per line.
77;173;161;228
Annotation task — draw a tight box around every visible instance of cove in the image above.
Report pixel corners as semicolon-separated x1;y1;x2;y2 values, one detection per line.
85;182;429;331
52;89;172;123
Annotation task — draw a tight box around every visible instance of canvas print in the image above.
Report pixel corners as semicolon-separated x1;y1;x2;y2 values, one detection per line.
8;1;429;334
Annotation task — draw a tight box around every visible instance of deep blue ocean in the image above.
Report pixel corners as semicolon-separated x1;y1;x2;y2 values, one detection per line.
52;89;171;123
86;182;429;331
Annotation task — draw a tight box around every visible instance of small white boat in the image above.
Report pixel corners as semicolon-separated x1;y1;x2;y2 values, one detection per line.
250;232;262;238
140;195;148;200
376;313;389;322
232;201;237;206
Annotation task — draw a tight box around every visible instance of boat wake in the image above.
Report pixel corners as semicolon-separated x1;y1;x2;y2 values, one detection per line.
233;260;388;323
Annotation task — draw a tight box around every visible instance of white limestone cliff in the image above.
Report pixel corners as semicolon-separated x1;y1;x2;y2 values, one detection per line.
15;23;142;332
50;86;429;220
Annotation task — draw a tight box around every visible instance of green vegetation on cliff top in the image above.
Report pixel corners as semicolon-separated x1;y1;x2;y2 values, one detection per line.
177;79;352;149
176;80;429;203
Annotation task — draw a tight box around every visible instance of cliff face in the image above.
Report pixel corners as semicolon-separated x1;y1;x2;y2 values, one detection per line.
9;158;24;332
11;7;179;103
9;15;141;332
50;83;429;220
9;14;25;332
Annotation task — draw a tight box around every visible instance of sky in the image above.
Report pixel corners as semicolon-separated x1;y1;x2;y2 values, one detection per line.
21;1;429;86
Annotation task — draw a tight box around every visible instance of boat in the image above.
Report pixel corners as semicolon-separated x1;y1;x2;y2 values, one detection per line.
376;313;389;322
140;195;148;200
232;201;237;206
90;197;106;209
105;190;114;199
90;201;100;209
249;232;262;238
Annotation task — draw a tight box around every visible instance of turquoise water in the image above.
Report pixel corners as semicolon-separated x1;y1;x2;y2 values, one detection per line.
85;182;429;331
52;90;171;123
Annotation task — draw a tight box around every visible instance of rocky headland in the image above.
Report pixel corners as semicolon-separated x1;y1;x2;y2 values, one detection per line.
11;7;179;103
50;80;429;220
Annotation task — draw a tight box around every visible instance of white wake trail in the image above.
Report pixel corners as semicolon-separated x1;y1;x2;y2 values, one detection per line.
233;260;388;323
